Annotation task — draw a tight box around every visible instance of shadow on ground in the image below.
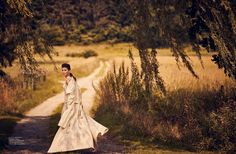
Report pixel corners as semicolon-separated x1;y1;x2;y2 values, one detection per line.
2;115;125;154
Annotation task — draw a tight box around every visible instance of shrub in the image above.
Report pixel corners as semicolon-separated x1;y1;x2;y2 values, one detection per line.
82;50;98;58
94;54;236;152
67;28;82;42
0;78;19;115
65;53;81;57
40;24;65;45
66;50;98;58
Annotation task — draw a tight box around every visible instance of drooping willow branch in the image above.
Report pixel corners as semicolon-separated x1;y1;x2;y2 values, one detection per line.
127;0;236;97
0;0;57;75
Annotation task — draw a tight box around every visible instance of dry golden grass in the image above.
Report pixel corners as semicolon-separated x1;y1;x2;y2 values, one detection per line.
54;42;228;92
110;56;235;91
93;50;235;153
53;43;211;60
1;45;100;116
0;79;18;115
53;42;139;60
3;42;214;82
51;43;227;100
3;49;100;78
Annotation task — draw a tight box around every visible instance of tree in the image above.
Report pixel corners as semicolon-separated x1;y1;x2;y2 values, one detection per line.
187;0;236;79
127;0;236;95
0;0;56;74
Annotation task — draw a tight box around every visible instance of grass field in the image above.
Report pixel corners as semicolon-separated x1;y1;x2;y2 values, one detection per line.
53;42;228;92
87;43;234;153
110;56;234;91
53;42;212;60
1;42;234;153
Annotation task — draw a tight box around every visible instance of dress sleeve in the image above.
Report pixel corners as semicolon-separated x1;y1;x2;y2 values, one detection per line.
65;77;75;94
58;78;76;128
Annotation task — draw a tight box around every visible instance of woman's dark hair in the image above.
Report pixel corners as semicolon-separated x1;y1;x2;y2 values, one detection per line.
61;63;76;81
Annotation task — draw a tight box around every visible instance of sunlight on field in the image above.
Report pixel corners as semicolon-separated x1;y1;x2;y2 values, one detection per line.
53;42;139;60
3;52;99;80
53;43;211;60
51;42;224;92
91;44;234;154
110;56;235;91
4;42;213;80
2;43;232;112
1;47;100;115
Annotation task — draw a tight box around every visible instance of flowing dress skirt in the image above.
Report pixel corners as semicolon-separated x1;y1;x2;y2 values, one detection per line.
47;103;108;153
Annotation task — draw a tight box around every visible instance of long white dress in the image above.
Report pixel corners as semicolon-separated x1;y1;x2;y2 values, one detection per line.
47;76;109;153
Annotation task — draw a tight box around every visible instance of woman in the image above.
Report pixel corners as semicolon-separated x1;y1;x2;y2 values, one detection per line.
47;63;109;153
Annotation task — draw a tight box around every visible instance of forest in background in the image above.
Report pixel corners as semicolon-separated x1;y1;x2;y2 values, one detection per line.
31;0;133;45
31;0;190;46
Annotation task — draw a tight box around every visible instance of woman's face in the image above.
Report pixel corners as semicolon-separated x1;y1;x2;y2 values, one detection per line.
62;67;70;77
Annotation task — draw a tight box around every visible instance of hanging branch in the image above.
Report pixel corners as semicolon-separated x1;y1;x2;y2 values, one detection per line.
0;0;56;74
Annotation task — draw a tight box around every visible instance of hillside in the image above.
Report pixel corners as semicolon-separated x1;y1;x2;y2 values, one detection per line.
31;0;133;45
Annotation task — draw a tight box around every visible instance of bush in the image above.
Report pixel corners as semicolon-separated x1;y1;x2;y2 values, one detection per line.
87;25;133;43
40;24;65;45
65;53;81;57
82;50;98;58
66;50;98;58
67;28;82;42
0;78;19;115
94;57;236;152
200;99;236;152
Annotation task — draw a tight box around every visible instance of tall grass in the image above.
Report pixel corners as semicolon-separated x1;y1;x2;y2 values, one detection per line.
0;77;23;115
93;57;236;152
0;58;100;150
0;57;100;116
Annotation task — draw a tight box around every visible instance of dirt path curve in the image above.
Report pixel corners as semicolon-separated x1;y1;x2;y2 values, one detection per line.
3;60;125;154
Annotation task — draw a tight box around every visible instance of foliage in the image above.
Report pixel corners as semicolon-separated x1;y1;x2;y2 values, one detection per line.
30;0;133;45
40;24;66;45
0;78;19;115
127;0;201;96
81;50;98;58
94;58;236;152
186;0;236;79
0;0;56;73
66;50;98;58
1;0;235;80
0;73;61;116
127;0;236;96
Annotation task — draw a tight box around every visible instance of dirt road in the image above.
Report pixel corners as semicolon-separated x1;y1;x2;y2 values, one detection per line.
2;61;125;154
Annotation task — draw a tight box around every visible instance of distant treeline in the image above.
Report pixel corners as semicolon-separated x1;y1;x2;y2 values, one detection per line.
31;0;189;46
31;0;133;45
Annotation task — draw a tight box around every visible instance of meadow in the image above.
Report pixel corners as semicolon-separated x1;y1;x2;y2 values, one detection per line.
0;42;235;153
90;44;235;153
